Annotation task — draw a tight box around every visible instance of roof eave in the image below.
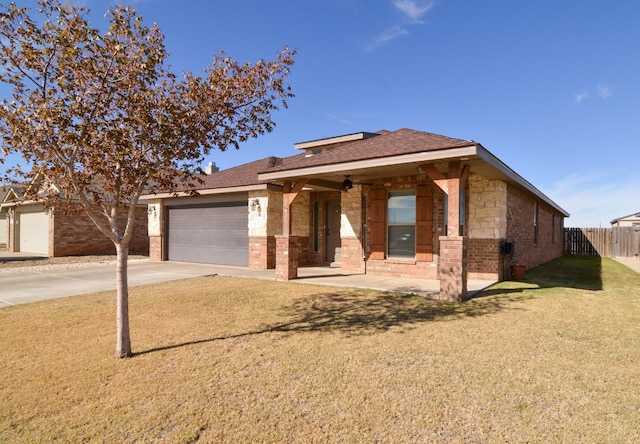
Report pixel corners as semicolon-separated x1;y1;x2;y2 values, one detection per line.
258;145;479;181
140;183;280;200
256;143;569;218
475;145;570;217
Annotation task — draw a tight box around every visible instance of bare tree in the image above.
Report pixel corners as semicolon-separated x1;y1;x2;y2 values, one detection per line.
0;0;295;357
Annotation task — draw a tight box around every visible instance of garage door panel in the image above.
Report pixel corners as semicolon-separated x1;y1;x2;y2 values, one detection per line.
168;203;248;266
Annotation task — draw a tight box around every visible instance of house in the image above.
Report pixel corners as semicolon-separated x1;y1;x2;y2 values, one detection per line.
142;128;569;301
610;212;640;227
1;178;149;257
0;184;23;250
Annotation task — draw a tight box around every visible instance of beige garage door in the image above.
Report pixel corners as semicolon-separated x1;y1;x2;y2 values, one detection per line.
19;210;50;255
0;215;6;246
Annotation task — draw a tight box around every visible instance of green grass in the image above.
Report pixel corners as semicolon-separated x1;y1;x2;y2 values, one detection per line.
1;257;639;443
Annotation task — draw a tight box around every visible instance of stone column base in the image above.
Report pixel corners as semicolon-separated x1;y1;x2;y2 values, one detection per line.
275;235;299;281
438;236;468;302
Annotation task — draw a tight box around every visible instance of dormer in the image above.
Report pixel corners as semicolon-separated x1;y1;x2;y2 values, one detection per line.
294;131;380;157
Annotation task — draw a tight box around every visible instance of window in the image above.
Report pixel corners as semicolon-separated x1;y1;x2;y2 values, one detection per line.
312;201;319;252
387;190;416;258
534;202;539;245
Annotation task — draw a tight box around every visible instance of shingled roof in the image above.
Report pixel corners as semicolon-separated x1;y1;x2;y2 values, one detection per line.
260;128;474;174
141;127;568;217
170;155;298;192
155;128;474;193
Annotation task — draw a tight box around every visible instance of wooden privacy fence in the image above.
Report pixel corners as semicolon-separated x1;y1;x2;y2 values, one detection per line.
611;227;640;258
564;227;640;258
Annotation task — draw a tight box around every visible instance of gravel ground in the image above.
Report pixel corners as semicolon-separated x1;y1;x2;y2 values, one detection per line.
0;255;149;274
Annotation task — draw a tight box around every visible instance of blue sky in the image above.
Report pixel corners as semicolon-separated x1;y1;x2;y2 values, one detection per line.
3;0;639;226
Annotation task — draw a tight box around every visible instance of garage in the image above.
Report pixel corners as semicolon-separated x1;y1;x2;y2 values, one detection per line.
18;209;50;255
167;202;249;266
0;214;7;247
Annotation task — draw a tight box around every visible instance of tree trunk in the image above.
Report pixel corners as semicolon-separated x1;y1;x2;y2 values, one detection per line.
115;243;132;358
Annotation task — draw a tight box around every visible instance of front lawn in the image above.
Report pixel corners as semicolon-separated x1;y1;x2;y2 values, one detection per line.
1;257;639;442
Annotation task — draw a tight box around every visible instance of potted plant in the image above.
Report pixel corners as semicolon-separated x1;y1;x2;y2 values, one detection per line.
510;260;526;280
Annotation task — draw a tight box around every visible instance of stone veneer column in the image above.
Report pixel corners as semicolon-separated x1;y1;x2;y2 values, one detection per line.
275;235;298;281
438;236;468;301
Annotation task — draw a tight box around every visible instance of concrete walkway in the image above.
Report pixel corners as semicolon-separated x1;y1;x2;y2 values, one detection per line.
613;256;640;274
0;253;496;307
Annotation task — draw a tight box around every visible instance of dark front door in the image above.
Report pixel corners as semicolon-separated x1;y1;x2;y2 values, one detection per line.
326;200;341;263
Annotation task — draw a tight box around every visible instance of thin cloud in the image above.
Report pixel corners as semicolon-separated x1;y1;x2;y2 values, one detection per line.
327;114;355;126
364;1;435;52
365;25;409;52
543;171;640;227
597;83;612;98
393;0;435;23
327;112;376;126
574;83;613;103
574;91;589;103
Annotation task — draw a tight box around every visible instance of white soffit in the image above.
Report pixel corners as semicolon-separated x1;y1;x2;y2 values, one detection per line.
140;184;274;200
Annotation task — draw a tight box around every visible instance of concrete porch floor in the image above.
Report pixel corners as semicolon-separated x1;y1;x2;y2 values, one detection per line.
207;263;497;299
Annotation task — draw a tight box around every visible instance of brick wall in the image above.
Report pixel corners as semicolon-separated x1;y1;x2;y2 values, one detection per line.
52;206;149;257
366;258;439;279
249;236;276;269
438;236;468;301
506;184;564;269
466;173;508;280
341;237;365;272
467;238;503;280
149;235;162;261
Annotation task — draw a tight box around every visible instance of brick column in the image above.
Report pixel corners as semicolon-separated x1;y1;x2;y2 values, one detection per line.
276;235;298;281
149;235;162;261
438;236;468;301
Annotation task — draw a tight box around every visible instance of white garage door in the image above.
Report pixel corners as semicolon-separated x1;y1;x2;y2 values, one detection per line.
168;202;249;266
19;210;50;255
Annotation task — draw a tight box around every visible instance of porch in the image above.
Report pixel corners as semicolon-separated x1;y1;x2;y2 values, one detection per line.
293;266;496;298
171;261;496;299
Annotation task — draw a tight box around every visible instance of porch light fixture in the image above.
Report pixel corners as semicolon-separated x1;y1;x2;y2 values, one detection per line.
342;175;353;190
250;198;262;215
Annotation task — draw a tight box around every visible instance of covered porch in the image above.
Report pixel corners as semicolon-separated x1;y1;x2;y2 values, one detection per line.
257;131;481;302
292;265;496;299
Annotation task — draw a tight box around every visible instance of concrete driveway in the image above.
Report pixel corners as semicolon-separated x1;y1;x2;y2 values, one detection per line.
0;259;274;307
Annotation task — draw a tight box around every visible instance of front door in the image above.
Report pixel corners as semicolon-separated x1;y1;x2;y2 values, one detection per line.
326;200;341;263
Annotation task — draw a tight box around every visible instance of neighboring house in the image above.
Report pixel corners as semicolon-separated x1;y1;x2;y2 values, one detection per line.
0;184;24;249
142;128;569;301
1;177;149;257
610;212;640;227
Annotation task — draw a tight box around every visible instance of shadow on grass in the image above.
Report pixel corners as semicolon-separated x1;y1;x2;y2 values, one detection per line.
134;256;606;357
135;291;527;356
526;256;603;290
477;256;604;298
